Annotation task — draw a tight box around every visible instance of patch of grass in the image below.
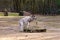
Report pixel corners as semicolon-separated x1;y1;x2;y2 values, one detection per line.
0;12;19;16
0;12;4;16
8;12;19;16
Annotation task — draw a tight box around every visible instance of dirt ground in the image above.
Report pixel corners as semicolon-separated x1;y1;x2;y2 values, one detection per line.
0;16;60;40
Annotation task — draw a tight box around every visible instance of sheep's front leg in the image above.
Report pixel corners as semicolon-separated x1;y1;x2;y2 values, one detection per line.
19;22;24;32
27;22;30;28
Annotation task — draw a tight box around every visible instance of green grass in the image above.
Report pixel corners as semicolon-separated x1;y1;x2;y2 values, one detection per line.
0;12;19;16
8;12;19;16
0;12;4;16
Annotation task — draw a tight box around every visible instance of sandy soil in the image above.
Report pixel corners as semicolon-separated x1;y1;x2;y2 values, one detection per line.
0;16;60;40
0;32;60;40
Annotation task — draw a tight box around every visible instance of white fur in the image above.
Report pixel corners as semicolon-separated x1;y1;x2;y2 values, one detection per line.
19;16;36;32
